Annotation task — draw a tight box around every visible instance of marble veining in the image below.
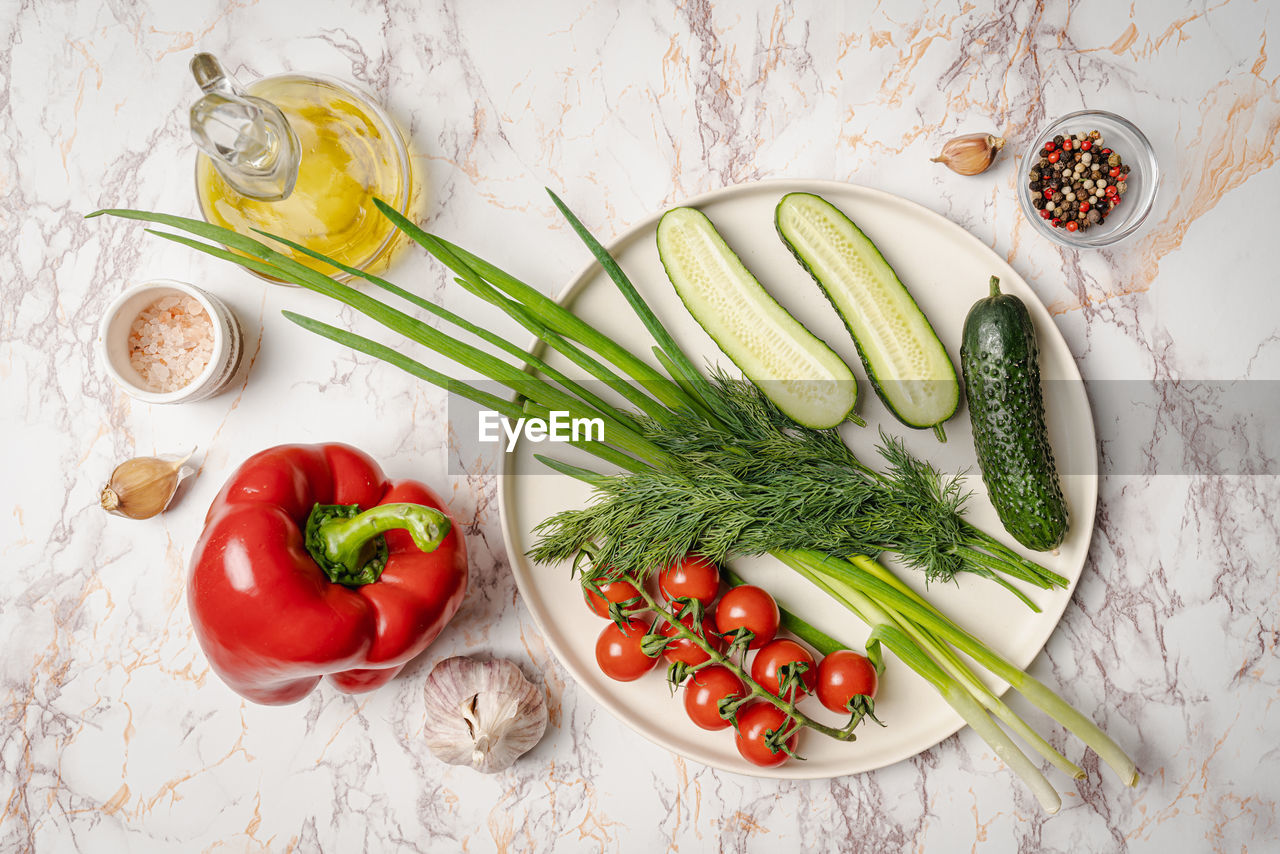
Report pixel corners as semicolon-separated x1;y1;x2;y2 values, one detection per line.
1;1;1277;851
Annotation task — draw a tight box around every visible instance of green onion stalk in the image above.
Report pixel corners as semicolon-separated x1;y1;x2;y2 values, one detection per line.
89;194;1136;812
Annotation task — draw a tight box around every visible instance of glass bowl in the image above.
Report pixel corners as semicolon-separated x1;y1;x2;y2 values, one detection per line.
1016;110;1158;248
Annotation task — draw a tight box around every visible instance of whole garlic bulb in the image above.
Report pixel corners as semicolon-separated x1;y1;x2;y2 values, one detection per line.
422;656;547;773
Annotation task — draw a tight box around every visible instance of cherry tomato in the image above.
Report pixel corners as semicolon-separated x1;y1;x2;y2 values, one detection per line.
659;613;723;665
815;650;879;714
657;554;721;607
750;639;816;700
734;701;796;767
683;665;746;730
715;585;779;650
595;618;658;682
583;579;642;619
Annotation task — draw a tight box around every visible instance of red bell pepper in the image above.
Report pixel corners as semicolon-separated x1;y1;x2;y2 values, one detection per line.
188;443;467;705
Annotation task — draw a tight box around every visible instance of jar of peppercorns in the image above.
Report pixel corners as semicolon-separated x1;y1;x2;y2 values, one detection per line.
1016;110;1159;248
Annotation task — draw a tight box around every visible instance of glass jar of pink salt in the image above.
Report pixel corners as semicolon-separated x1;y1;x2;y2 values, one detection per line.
98;280;243;403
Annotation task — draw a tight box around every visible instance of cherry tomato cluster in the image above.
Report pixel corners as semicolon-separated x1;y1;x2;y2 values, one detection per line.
583;555;880;768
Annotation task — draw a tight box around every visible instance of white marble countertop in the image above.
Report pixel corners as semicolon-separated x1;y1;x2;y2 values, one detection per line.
3;1;1278;851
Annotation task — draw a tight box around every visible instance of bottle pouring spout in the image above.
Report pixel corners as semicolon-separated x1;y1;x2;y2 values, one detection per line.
188;52;300;201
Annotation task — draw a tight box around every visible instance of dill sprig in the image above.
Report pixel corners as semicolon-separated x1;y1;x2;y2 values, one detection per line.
530;374;1061;602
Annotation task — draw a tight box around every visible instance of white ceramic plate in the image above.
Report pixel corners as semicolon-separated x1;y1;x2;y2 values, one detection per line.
498;179;1096;779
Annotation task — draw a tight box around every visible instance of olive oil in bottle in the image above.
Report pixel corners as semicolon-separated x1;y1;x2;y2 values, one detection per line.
190;56;409;280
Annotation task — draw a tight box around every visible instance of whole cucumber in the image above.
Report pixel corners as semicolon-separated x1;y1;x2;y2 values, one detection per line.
960;276;1068;551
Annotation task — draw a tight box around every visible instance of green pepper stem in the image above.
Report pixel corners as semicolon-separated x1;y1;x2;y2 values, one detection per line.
306;502;451;587
989;275;1002;297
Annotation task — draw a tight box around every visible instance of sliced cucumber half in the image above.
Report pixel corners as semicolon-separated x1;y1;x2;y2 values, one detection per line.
656;206;859;429
775;192;959;438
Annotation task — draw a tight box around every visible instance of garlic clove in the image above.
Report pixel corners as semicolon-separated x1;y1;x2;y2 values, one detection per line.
931;132;1005;175
422;656;548;773
100;449;196;519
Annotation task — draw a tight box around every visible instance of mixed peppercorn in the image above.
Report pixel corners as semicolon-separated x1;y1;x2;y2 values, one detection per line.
1028;130;1129;233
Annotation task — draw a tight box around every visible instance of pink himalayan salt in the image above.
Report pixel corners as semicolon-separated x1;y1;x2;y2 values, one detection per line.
127;295;214;392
